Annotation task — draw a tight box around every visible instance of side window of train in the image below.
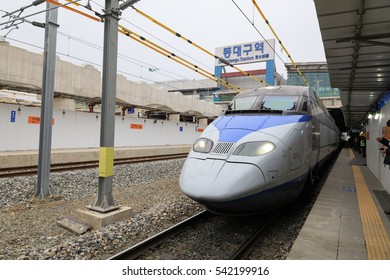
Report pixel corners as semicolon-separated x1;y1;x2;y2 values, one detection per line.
301;97;308;112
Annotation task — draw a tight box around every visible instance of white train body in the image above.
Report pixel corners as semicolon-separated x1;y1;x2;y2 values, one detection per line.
180;86;339;215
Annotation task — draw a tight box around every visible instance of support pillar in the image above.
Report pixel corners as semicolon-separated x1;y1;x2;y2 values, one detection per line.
89;0;120;213
35;3;58;198
266;60;275;86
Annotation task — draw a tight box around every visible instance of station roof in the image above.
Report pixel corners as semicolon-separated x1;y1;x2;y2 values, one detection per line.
314;0;390;128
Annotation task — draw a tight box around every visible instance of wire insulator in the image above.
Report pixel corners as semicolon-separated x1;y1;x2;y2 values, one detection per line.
33;0;46;6
119;0;140;11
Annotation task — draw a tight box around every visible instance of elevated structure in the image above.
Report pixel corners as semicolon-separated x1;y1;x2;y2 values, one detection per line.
0;41;223;119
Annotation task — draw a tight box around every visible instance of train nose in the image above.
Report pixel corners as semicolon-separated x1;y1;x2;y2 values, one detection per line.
179;158;266;202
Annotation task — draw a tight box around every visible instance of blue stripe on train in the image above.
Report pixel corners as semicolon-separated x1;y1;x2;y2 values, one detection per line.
212;115;311;142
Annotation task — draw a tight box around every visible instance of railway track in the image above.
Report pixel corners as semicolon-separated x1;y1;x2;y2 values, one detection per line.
109;210;279;260
0;153;188;178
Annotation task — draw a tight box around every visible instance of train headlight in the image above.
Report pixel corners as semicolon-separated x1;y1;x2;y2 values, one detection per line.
193;138;214;153
233;141;275;156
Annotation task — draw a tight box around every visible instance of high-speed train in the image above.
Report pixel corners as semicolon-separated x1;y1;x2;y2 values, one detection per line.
179;85;339;215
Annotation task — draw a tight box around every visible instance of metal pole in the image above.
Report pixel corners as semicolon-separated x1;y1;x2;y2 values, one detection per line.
89;0;120;212
35;3;59;198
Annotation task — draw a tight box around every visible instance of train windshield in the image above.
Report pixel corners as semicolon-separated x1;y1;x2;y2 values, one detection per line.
228;94;300;113
230;95;259;110
261;95;298;111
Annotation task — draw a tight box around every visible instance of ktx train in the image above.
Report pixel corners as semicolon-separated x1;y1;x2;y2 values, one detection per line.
179;85;339;215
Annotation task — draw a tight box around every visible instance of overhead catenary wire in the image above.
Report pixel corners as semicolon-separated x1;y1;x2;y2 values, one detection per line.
78;0;216;73
1;0;46;18
250;0;313;90
54;0;229;89
1;0;46;34
46;0;101;22
231;0;305;87
130;6;269;87
118;25;241;92
0;0;83;28
4;36;188;92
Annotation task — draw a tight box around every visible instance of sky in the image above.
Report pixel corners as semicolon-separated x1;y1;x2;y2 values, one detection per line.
0;0;326;86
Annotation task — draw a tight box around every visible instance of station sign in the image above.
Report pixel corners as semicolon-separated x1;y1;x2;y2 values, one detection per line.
28;116;55;125
130;123;143;130
10;110;16;123
215;39;275;66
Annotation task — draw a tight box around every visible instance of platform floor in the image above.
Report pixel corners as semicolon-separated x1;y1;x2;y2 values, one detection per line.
287;147;390;260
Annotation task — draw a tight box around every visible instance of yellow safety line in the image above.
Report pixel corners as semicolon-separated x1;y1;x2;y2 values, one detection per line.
349;149;390;259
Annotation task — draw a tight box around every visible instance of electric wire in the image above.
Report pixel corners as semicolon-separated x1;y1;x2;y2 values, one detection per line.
89;0;215;73
3;0;213;88
46;0;101;22
231;0;305;87
59;0;224;89
250;0;314;90
118;25;241;92
57;30;217;89
0;0;82;28
2;0;46;18
130;6;269;87
4;36;187;91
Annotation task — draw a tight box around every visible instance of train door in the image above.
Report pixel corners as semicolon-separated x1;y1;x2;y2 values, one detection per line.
310;105;320;167
288;130;302;170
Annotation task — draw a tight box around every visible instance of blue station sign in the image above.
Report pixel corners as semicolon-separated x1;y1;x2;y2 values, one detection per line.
215;39;275;66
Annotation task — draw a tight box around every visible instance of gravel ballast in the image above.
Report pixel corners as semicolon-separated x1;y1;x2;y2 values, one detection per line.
0;158;326;260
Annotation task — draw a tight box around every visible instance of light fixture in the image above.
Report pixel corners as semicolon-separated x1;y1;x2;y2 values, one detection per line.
374;112;380;120
368;113;373;119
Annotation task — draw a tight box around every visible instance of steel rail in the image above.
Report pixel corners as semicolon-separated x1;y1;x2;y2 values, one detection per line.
229;210;280;259
0;153;188;178
108;210;209;260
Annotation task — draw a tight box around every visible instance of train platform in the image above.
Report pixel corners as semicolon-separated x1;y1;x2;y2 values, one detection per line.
0;145;192;169
287;147;390;260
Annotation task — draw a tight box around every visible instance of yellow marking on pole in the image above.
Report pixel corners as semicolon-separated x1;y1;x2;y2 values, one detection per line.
99;147;114;177
349;149;390;259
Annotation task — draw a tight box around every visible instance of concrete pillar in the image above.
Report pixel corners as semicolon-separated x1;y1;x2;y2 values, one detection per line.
169;113;180;122
53;97;76;111
198;118;208;126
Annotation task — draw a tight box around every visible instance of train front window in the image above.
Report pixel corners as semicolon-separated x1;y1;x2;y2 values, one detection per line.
261;95;298;111
231;96;258;110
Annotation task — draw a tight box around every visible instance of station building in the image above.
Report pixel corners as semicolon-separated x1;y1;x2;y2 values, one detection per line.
285;62;342;108
152;68;286;107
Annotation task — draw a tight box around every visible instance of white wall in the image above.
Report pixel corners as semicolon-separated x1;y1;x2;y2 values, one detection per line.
366;104;390;194
0;103;204;151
